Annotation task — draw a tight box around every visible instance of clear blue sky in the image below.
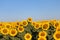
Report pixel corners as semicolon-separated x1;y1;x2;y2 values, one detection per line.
0;0;60;21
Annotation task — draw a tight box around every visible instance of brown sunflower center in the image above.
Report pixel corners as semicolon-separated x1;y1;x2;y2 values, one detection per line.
23;21;26;25
26;35;30;39
40;32;45;36
19;27;23;31
56;33;60;39
43;24;48;29
11;30;16;34
3;29;7;33
55;23;59;27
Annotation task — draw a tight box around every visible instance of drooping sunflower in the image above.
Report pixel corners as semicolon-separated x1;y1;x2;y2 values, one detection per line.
42;22;49;30
24;33;32;40
53;31;60;40
37;37;46;40
21;20;28;26
17;26;24;33
1;28;9;35
38;31;47;37
34;23;40;29
9;29;17;37
27;17;32;23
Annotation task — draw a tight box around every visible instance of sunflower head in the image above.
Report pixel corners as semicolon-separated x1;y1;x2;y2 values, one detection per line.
5;23;12;29
34;23;40;29
38;31;47;37
54;21;60;28
42;22;49;30
1;28;9;35
9;29;17;37
53;31;60;40
27;17;32;23
31;21;36;26
24;33;32;40
17;26;24;33
21;20;28;26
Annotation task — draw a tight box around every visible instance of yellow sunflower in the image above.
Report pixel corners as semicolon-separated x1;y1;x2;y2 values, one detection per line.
1;28;9;35
37;37;46;40
27;17;32;23
9;29;17;37
38;31;47;37
31;21;36;26
53;31;60;40
56;27;60;31
24;33;32;40
4;23;12;29
34;23;40;29
42;22;49;30
54;21;60;28
17;26;24;33
21;20;28;26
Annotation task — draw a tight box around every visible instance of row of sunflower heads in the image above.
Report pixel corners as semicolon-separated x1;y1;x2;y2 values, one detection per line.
0;17;60;40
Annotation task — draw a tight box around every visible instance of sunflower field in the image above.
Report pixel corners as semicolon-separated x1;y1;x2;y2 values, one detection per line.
0;17;60;40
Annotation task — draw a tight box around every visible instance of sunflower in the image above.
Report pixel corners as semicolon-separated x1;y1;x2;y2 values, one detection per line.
53;31;60;40
21;20;28;26
1;28;9;35
4;23;12;29
54;21;60;28
34;23;40;29
31;21;36;26
56;27;60;31
17;26;24;33
27;17;32;23
38;31;47;37
42;22;49;30
9;29;17;37
24;33;32;40
37;37;46;40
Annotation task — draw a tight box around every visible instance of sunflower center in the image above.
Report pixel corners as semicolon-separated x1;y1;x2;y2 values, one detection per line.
6;25;10;28
55;23;59;28
26;35;30;39
36;24;39;28
11;30;15;34
17;22;19;25
40;32;45;36
3;29;7;33
43;24;48;29
23;21;26;25
29;19;31;21
33;22;35;26
0;24;2;26
19;28;23;31
56;33;60;39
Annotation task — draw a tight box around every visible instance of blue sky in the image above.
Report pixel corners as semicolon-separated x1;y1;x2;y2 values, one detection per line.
0;0;60;21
